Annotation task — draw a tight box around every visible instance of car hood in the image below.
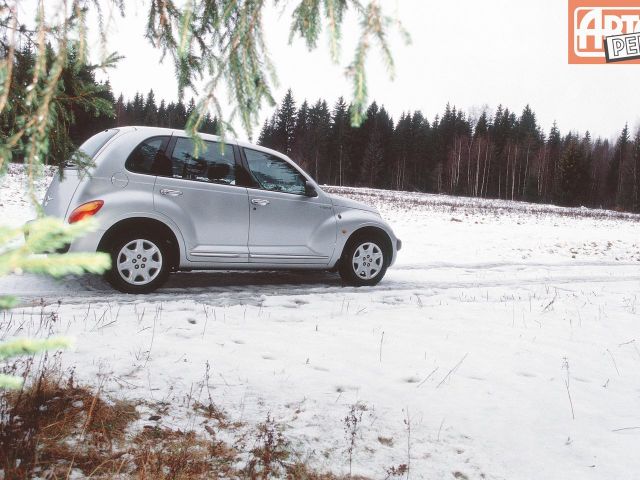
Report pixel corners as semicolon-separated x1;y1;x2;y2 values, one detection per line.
329;194;379;214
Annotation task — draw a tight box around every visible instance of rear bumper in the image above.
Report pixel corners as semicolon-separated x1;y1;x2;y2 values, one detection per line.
24;216;104;254
68;228;105;253
24;219;72;253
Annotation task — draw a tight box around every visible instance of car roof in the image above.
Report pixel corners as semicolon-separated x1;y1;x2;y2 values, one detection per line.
118;125;292;161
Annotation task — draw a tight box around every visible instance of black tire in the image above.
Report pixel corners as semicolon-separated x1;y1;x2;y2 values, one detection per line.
338;234;389;286
104;231;171;294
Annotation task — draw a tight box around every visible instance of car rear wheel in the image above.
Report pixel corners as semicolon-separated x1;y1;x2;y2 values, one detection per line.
105;233;170;293
339;235;388;286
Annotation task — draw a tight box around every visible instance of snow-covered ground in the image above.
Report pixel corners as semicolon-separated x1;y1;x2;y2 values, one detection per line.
2;165;640;479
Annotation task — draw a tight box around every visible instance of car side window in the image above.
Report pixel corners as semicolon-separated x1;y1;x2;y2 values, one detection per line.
244;149;306;195
125;136;171;175
170;138;236;185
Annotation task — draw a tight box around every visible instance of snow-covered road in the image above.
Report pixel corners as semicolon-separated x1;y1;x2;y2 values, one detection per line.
2;167;640;479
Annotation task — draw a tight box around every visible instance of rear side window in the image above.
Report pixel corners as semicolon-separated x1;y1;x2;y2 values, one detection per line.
79;129;119;158
170;138;236;185
125;136;171;175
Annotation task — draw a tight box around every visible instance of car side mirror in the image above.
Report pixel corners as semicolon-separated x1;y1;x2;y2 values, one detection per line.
305;181;318;198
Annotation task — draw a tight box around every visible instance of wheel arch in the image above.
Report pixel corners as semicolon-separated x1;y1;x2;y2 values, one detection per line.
340;226;393;266
97;217;181;271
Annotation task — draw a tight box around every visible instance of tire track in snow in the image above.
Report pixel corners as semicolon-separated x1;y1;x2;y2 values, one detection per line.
8;265;640;308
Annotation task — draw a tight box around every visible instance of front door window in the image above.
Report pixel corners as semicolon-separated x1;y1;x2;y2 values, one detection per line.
244;149;306;195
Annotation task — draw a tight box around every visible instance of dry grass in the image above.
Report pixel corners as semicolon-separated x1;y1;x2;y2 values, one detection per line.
0;357;138;478
0;360;371;479
0;305;384;479
132;426;238;479
192;400;244;430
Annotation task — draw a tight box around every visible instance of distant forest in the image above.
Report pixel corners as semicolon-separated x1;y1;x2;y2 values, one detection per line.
259;90;640;212
3;45;640;212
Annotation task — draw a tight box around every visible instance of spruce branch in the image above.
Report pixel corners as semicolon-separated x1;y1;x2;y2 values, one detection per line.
0;217;111;279
0;337;73;389
0;337;73;360
3;0;407;140
0;374;23;389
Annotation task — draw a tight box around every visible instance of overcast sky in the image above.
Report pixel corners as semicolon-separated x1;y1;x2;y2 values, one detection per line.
20;0;640;140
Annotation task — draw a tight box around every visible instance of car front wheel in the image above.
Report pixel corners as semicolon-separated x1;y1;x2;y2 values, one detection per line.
339;236;388;286
105;234;170;293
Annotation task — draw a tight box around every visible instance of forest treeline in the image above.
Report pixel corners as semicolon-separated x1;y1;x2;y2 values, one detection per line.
3;44;640;212
259;90;640;212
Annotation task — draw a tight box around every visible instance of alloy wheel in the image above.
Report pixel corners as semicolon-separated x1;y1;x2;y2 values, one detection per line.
116;239;163;286
352;242;383;280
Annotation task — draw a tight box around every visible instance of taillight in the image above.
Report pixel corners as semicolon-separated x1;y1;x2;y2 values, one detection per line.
68;200;104;224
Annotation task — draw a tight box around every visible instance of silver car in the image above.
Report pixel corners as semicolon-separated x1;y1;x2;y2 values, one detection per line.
43;126;401;293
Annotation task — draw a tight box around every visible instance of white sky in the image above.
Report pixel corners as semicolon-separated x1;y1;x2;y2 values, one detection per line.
19;0;640;140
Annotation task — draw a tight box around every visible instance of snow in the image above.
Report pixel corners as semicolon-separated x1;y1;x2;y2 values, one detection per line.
2;165;640;479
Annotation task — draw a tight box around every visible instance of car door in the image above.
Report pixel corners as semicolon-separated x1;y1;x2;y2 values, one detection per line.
153;136;250;263
242;148;336;264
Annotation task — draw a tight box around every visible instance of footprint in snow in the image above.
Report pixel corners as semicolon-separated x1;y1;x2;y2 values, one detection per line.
335;385;359;392
403;376;420;384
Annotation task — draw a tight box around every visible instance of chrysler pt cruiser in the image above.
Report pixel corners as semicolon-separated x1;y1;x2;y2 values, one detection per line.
42;127;401;293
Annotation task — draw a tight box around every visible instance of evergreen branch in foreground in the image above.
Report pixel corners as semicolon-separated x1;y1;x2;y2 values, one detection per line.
0;337;73;389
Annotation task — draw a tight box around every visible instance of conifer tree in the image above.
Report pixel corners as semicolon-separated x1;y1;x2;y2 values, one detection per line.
376;106;395;189
392;112;410;190
257;118;273;146
308;99;331;182
360;127;383;187
557;136;589;206
143;89;158;126
610;124;632;209
632;130;640;211
274;89;297;156
1;43;115;166
174;99;187;129
186;98;197;121
202;113;220;135
410;111;431;192
131;92;145;125
157;99;168;127
358;103;385;187
291;100;311;170
546;122;562;202
329;98;352;186
115;94;126;126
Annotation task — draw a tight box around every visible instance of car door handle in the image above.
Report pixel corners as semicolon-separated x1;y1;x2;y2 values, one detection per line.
160;188;183;197
251;198;270;206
